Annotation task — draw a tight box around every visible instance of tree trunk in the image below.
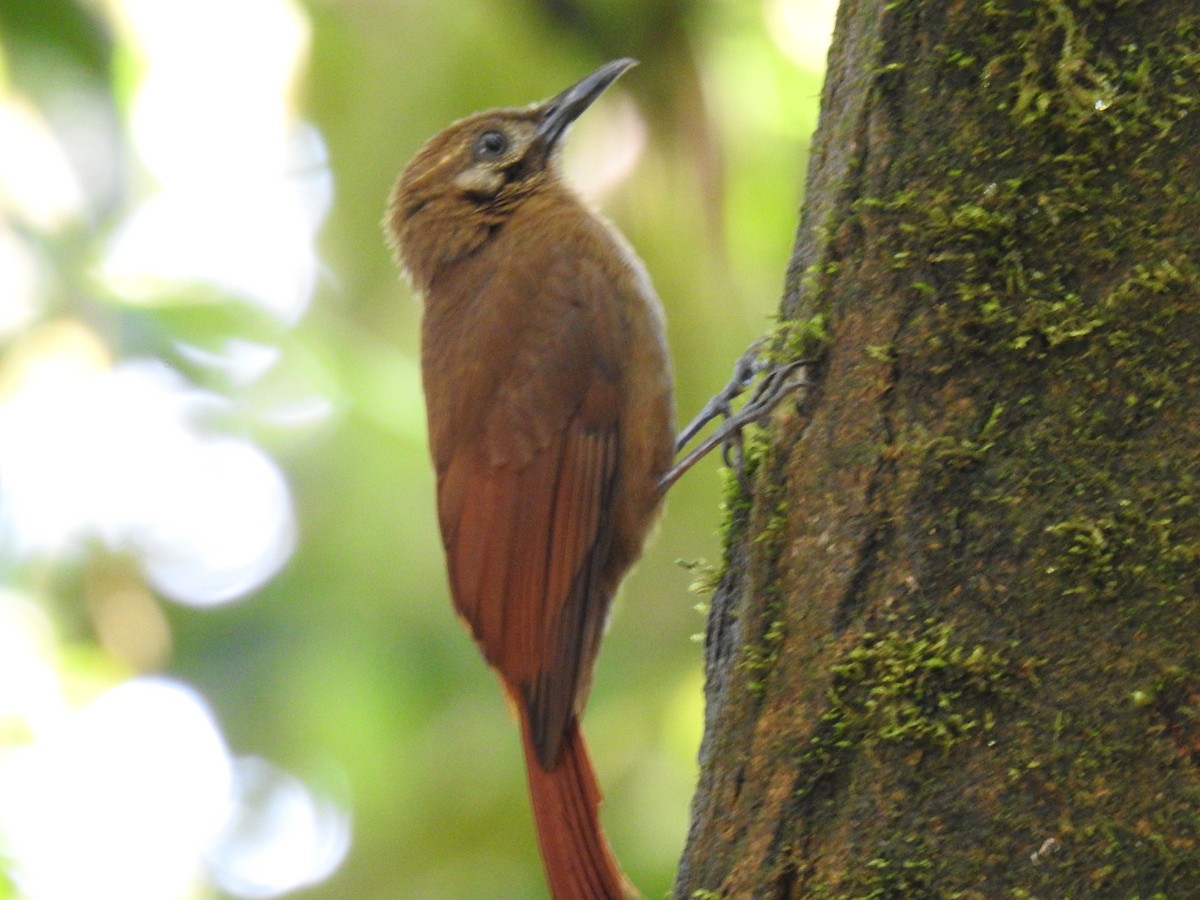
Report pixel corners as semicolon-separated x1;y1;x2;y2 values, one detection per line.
676;1;1200;896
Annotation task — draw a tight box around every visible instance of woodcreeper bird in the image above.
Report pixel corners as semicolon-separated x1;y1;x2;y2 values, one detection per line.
385;59;673;899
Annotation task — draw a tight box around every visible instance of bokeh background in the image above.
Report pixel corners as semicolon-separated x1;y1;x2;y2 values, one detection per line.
0;1;833;897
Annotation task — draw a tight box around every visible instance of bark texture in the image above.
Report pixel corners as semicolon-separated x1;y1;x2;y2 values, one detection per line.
676;1;1200;896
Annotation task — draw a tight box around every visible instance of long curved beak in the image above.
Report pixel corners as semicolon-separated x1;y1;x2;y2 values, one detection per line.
535;58;637;149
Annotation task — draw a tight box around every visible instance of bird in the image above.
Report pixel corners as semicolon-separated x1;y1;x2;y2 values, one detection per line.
384;59;674;899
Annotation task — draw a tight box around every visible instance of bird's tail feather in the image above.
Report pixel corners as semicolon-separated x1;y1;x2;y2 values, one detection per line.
518;710;637;899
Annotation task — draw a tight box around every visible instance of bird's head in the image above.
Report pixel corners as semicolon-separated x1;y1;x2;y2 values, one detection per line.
385;58;637;290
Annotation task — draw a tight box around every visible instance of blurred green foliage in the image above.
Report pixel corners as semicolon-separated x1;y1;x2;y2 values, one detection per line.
0;0;827;896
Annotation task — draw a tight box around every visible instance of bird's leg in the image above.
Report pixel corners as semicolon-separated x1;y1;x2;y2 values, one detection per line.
659;341;810;493
672;339;766;455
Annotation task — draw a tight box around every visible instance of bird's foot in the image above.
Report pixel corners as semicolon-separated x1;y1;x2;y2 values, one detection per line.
660;340;810;493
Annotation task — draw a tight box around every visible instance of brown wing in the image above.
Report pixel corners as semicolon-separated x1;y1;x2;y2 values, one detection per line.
426;250;623;769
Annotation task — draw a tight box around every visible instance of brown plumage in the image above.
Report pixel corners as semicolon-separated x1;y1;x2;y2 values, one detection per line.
384;59;673;899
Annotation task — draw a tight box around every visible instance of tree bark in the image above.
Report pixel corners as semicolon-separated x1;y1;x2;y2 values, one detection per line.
676;1;1200;896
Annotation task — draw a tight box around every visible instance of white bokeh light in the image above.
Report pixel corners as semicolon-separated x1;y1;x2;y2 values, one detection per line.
0;92;87;339
0;592;65;736
137;434;297;605
0;666;350;900
0;0;347;894
0;677;234;900
209;756;352;899
0;324;295;607
0;93;86;233
0;224;41;338
101;0;331;324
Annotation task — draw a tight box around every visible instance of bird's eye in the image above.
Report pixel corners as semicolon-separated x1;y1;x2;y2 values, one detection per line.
474;130;509;160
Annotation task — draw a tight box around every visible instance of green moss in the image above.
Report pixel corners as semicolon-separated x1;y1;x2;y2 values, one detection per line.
846;3;1200;392
740;616;786;696
678;557;721;597
719;440;793;695
840;856;934;899
754;500;790;547
715;428;770;564
916;401;1005;475
789;311;831;360
865;342;896;363
827;621;1012;750
707;411;797;694
1044;495;1200;605
762;309;831;366
739;495;793;694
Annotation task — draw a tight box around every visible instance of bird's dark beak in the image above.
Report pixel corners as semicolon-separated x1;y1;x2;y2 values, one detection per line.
535;58;637;149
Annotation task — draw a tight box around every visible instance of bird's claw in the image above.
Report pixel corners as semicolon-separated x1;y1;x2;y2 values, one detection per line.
660;342;809;493
672;340;766;454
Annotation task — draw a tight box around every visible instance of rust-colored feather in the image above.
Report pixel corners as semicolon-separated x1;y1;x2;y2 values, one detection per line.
516;696;635;900
430;229;626;765
387;60;672;899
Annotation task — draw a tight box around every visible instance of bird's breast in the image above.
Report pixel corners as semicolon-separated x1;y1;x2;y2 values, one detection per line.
419;189;673;478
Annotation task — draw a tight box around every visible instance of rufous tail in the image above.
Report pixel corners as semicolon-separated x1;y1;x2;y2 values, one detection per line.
519;710;637;899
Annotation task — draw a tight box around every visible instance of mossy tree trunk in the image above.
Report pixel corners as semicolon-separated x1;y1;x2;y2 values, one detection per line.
675;1;1200;896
